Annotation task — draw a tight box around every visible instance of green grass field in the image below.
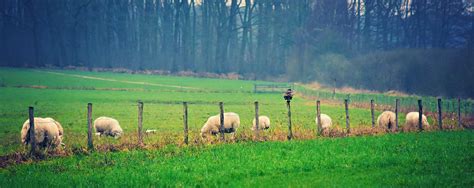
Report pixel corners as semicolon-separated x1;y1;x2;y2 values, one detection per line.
0;67;472;186
1;131;472;187
0;67;416;155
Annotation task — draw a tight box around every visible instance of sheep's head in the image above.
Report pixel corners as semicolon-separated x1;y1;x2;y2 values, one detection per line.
200;132;206;139
112;131;122;139
200;129;219;139
200;122;215;138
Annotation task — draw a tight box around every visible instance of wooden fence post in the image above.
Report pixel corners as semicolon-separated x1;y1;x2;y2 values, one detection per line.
253;84;257;93
28;107;36;155
345;99;350;134
87;103;93;150
287;100;293;140
395;99;400;130
316;100;322;135
438;98;442;130
458;97;462;128
254;101;259;139
418;100;423;131
138;101;143;145
183;102;188;145
370;99;375;128
219;102;225;141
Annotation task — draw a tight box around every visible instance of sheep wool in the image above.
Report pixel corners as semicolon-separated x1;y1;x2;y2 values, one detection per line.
405;112;430;129
20;117;62;148
377;111;396;129
252;116;271;131
94;116;123;138
45;117;63;140
315;114;333;129
200;112;240;138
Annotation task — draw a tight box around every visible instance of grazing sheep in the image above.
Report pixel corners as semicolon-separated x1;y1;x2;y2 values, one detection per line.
252;116;270;131
20;117;62;148
200;112;240;139
315;114;332;129
94;116;123;138
377;111;396;129
405;112;430;129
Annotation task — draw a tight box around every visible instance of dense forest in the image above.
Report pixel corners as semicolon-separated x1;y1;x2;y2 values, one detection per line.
1;0;473;97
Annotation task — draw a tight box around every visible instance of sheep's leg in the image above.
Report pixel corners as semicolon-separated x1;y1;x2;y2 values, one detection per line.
231;132;236;141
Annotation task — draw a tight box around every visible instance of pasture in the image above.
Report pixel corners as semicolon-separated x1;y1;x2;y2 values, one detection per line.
1;131;473;186
0;67;472;186
0;67;408;155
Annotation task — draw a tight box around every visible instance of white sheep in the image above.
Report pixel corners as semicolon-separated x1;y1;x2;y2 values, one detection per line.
252;116;270;131
20;117;62;148
315;114;332;129
200;112;240;139
377;111;396;129
93;116;123;138
405;112;430;129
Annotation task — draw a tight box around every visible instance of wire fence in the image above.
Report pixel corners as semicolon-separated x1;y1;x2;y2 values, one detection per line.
296;85;474;116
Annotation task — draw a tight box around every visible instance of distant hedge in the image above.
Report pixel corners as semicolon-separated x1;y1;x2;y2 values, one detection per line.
290;49;474;98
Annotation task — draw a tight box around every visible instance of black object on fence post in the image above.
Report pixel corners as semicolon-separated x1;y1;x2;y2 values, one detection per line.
138;101;144;145
370;99;375;128
283;89;293;140
183;102;188;145
287;100;293;140
316;100;322;135
254;101;259;139
438;98;442;130
418;100;423;131
345;99;350;134
87;103;93;150
219;102;225;141
458;97;462;128
395;99;400;130
28;107;36;155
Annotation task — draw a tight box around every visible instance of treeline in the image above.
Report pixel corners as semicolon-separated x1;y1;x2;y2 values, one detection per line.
289;0;474;80
305;49;474;98
0;0;310;75
1;0;473;97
